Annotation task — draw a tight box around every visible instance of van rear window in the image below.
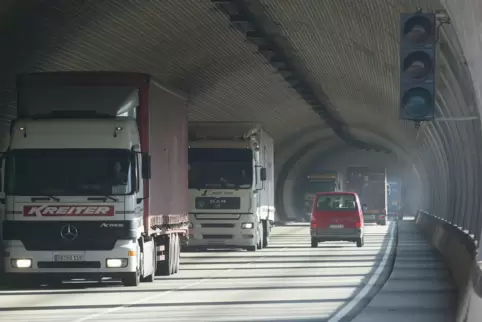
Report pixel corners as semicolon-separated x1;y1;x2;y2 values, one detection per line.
315;195;357;211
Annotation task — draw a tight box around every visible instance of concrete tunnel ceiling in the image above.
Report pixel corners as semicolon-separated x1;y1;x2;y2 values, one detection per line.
1;0;482;235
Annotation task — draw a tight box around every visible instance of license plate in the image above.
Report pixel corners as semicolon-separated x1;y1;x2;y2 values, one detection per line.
329;224;344;229
54;255;84;262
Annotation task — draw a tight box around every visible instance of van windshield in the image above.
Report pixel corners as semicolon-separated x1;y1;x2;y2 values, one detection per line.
315;195;357;211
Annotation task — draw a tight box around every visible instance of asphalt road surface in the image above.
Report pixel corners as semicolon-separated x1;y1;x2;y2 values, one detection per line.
0;222;395;322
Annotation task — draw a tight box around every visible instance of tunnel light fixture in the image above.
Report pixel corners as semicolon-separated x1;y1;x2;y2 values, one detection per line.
399;12;437;121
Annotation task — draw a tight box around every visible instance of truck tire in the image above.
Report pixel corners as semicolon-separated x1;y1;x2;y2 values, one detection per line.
123;254;141;287
262;220;269;248
123;270;140;287
156;236;172;276
169;234;175;275
173;234;180;274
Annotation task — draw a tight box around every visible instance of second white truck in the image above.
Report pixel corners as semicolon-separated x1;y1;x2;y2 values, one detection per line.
187;122;275;251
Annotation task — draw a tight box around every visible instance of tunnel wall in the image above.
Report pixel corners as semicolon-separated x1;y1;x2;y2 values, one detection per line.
416;210;482;322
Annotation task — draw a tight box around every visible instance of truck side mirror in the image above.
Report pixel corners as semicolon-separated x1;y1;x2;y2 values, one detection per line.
141;152;151;179
260;167;267;181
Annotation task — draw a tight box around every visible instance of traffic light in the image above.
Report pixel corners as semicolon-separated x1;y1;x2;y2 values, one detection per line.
399;12;437;121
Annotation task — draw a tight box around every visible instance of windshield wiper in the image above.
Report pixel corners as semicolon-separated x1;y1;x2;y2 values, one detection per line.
88;195;118;202
32;193;60;202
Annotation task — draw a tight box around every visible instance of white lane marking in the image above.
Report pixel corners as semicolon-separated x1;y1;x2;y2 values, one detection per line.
72;227;302;322
327;223;396;322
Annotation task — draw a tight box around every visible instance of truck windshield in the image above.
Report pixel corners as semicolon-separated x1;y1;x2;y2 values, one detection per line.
306;181;336;193
188;148;253;189
5;149;135;196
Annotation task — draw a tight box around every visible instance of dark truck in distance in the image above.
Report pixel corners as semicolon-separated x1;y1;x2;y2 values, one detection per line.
301;171;344;220
387;177;403;220
346;167;387;226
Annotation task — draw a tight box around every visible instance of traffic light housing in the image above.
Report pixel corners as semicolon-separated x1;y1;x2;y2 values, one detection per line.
399;12;437;121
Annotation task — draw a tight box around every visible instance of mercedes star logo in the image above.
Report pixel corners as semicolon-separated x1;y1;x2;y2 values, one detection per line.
60;224;79;241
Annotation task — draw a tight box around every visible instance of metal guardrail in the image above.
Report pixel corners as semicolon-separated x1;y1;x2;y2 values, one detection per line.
416;209;481;299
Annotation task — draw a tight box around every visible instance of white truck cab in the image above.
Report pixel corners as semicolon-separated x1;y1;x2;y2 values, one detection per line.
2;118;148;286
1;71;189;288
187;122;275;251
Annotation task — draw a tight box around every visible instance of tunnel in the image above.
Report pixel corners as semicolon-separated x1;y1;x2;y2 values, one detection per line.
0;0;481;321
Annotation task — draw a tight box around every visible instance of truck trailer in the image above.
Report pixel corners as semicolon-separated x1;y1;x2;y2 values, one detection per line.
0;71;189;287
387;177;403;220
187;122;275;251
346;167;387;226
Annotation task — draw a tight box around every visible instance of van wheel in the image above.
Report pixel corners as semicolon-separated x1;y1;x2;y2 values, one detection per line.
356;236;364;248
246;246;257;252
378;219;387;226
311;238;318;248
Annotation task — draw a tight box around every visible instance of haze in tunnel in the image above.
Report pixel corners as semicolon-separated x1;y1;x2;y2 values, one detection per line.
0;0;482;321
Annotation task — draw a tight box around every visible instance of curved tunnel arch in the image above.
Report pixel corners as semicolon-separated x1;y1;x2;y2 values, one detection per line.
274;126;429;221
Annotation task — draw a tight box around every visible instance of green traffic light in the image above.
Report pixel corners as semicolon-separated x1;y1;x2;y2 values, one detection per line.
402;88;433;118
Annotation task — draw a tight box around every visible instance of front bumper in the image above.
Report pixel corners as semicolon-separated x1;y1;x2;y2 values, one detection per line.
188;214;258;248
188;230;257;248
3;240;138;279
310;228;363;242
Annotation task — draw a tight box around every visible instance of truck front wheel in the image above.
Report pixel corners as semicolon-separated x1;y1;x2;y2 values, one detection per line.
246;245;257;252
173;234;180;274
123;267;140;287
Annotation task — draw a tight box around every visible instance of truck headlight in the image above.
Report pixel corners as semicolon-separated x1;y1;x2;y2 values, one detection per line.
106;258;128;268
241;222;254;229
11;258;32;268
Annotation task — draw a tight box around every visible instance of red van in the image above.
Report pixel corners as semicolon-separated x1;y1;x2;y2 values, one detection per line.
310;192;364;248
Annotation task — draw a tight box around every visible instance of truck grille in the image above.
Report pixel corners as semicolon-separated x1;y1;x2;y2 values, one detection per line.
37;261;101;269
203;234;233;239
3;220;133;251
201;223;235;228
